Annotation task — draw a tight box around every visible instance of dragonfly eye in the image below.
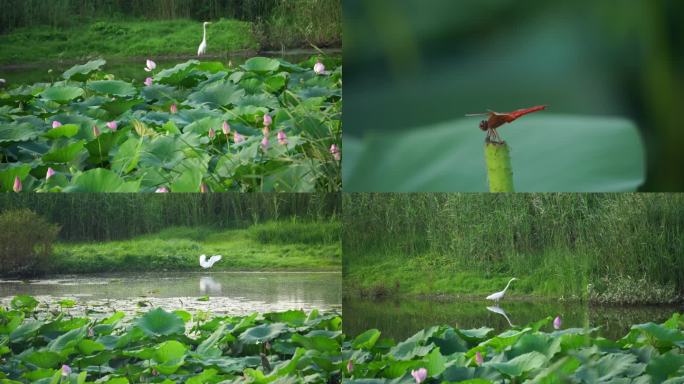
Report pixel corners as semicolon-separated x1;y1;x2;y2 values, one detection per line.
479;120;488;131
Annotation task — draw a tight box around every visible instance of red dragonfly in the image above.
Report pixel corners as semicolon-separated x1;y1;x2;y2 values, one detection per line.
466;105;547;143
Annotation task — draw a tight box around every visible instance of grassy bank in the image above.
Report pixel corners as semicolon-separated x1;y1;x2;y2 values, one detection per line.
0;19;258;65
51;221;341;273
343;194;684;304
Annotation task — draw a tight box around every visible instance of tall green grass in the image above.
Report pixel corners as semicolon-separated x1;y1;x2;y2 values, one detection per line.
343;194;684;303
0;193;340;242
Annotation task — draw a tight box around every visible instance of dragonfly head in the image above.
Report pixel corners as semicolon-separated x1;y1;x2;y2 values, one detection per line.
479;120;488;131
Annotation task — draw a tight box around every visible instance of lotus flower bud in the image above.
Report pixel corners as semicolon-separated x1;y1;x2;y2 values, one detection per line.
263;113;272;127
52;121;62;128
209;127;216;139
155;187;169;193
200;184;209;193
475;351;483;365
347;360;353;373
314;61;325;75
106;121;117;131
234;132;244;143
61;365;71;376
144;77;153;86
553;316;562;330
222;121;230;135
261;136;270;150
92;125;101;137
170;104;178;114
330;144;341;161
411;368;427;384
46;167;56;180
277;131;288;145
12;176;22;193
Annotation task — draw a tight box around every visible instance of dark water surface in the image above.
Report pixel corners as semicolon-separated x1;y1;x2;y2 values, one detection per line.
344;297;683;341
0;272;341;316
0;49;340;85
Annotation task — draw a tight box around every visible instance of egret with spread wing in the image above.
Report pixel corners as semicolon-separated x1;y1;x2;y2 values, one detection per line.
199;254;222;269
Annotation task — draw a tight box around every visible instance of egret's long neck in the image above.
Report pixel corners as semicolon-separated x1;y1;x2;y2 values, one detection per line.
502;279;515;293
203;24;207;41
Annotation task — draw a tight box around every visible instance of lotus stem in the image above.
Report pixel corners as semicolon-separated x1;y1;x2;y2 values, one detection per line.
484;140;514;192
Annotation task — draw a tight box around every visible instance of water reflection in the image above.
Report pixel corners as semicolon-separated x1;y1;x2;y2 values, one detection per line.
486;305;514;327
344;297;683;341
0;272;341;316
199;276;222;295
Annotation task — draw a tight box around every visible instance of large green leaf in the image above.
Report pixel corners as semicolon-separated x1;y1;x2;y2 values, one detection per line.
43;124;79;139
242;57;280;73
239;323;287;344
42;140;86;163
487;351;548;377
154;60;200;85
344;115;645;192
186;81;244;108
0;122;41;143
41;86;84;103
63;59;106;81
87;80;137;97
63;168;139;192
135;308;185;337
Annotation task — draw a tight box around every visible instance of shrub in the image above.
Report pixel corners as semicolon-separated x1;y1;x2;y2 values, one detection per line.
0;209;60;276
248;220;340;245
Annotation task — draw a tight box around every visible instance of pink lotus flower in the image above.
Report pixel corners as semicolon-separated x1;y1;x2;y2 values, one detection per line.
92;125;101;138
314;61;325;75
12;176;22;193
155;187;169;193
144;60;156;72
234;132;244;143
170;104;178;114
553;316;562;330
144;77;153;86
52;121;62;128
347;359;353;373
61;365;71;376
411;368;427;383
46;167;56;180
261;136;270;150
106;121;117;131
277;131;288;145
209;127;216;139
475;351;484;365
222;121;230;135
263;113;272;127
200;184;209;193
330;144;341;161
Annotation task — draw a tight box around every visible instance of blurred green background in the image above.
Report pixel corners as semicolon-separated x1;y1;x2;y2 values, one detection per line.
343;0;684;191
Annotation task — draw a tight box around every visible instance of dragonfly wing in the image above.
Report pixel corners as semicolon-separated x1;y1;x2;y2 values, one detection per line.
465;112;493;117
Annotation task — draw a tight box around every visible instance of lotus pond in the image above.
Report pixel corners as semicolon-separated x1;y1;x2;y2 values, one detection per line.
343;313;684;383
0;295;343;383
0;56;341;192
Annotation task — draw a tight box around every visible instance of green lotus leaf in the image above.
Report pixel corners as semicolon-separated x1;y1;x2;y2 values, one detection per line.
42;140;86;163
239;323;287;344
0;121;41;143
344;115;645;192
154;60;200;85
186;81;244;108
43;124;79;139
63;168;139;192
88;80;137;97
41;86;84;103
135;308;185;337
63;59;106;81
242;57;280;73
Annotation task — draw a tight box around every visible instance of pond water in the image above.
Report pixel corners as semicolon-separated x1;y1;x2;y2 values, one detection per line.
344;297;683;341
0;49;341;85
0;272;341;316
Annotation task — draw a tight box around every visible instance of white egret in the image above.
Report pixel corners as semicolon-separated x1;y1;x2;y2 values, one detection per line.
485;278;517;302
197;22;211;56
199;254;222;268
